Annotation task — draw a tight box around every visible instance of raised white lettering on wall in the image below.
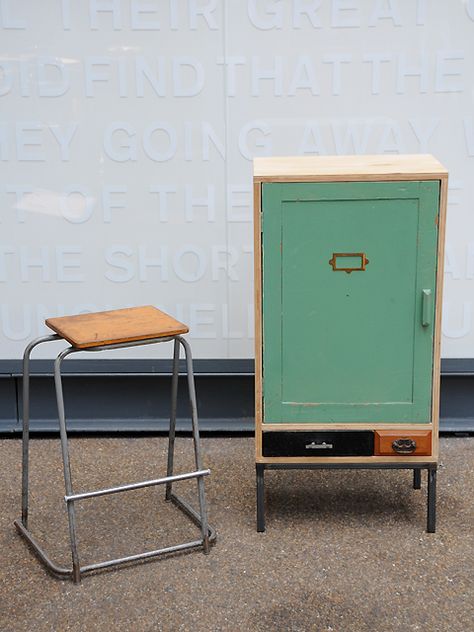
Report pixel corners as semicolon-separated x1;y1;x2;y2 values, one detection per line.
1;1;473;359
442;302;472;339
238;121;272;160
247;0;284;30
466;0;474;20
464;118;474;156
0;0;26;29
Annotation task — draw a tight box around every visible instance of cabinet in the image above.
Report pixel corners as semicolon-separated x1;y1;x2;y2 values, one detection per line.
253;155;448;532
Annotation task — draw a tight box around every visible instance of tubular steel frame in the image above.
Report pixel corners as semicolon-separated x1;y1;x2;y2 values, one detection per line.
256;462;437;534
14;334;215;583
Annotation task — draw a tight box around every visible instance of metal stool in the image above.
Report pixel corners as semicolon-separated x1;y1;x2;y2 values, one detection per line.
14;305;215;583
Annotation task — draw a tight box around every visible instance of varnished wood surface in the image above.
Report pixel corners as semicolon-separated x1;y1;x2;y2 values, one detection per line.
374;430;432;456
254;154;448;182
46;306;189;348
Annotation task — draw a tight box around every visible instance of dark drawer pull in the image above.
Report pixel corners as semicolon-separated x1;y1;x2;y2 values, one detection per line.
392;438;416;454
305;441;333;450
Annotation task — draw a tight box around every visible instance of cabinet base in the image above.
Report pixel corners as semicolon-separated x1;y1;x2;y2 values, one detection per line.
255;462;437;534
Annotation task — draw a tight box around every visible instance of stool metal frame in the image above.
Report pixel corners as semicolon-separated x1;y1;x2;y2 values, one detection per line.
14;333;216;583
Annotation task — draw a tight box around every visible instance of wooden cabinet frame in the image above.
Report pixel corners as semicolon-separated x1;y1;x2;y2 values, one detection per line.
253;155;448;531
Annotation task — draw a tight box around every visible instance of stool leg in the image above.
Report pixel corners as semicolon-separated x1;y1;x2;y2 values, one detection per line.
21;341;34;528
178;336;210;554
20;335;60;528
54;350;81;583
166;338;180;500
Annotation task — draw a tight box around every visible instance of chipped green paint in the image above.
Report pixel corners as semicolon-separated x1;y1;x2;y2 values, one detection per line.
262;180;439;424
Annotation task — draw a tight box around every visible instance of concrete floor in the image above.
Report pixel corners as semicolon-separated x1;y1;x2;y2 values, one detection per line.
0;435;473;632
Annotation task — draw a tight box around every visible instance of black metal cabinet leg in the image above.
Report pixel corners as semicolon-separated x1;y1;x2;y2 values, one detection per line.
427;467;437;533
413;468;422;490
256;464;265;532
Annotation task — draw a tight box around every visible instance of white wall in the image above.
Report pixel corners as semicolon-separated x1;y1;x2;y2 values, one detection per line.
1;0;473;359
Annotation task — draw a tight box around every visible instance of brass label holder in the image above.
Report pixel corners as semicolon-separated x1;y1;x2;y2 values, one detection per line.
329;252;369;274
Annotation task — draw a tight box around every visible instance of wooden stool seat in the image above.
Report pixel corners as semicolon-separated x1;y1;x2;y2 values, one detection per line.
45;305;189;349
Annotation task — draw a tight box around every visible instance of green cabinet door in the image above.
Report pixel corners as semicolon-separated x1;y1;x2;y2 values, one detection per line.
262;181;440;424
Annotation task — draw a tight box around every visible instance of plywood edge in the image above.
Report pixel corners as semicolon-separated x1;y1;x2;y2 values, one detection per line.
254;173;448;184
256;456;438;465
253;154;448;181
431;173;448;460
253;181;263;460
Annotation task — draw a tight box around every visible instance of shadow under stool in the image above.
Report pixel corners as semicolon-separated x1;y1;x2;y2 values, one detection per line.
14;305;216;583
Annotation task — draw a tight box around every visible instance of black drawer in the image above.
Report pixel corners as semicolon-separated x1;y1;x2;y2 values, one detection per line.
262;431;374;457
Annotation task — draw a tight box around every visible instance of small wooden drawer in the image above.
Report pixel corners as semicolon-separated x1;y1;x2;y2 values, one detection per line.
263;431;374;457
374;431;432;456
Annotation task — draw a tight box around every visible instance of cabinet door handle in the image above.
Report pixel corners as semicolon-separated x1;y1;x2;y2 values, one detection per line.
422;289;432;327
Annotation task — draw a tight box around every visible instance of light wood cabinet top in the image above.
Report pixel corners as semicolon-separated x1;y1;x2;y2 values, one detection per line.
253;154;448;182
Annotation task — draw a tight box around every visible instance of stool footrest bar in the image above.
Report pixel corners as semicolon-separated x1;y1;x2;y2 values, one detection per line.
64;469;211;502
81;539;204;573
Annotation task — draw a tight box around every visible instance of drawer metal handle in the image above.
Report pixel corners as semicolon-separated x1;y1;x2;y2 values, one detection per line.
305;441;333;450
392;438;417;454
329;252;369;273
